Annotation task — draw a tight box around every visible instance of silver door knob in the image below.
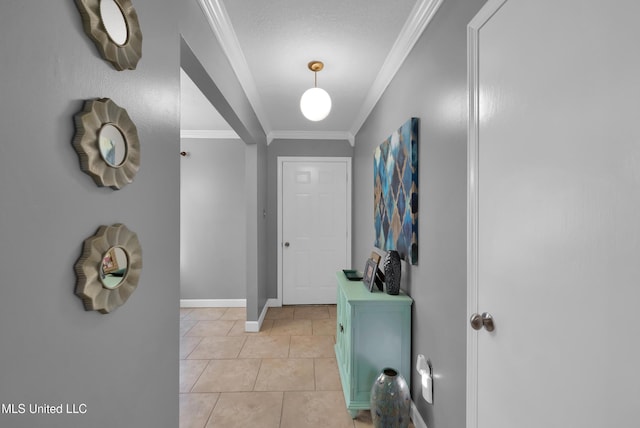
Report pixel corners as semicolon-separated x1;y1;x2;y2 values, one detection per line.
481;312;495;332
470;313;483;330
284;242;290;247
470;312;495;332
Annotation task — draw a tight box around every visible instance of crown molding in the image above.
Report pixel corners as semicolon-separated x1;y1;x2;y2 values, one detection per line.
197;0;272;133
267;130;355;146
198;0;442;147
181;129;240;139
349;0;444;136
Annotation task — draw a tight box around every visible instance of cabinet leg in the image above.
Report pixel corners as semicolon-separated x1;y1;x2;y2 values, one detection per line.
348;409;358;419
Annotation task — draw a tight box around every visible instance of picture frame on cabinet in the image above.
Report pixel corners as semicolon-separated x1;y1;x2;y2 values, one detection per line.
370;251;385;291
374;267;385;291
363;258;378;292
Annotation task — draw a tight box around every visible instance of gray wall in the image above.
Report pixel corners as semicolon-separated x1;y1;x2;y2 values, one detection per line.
255;141;269;315
353;0;487;426
266;139;354;298
180;138;246;300
0;1;180;427
180;1;268;321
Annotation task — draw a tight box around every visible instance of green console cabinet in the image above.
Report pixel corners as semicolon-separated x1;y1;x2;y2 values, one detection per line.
334;271;413;418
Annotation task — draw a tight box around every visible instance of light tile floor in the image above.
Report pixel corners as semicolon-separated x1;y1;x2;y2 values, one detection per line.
179;305;415;428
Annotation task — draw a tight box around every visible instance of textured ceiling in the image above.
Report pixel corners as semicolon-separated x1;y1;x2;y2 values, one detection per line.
185;0;442;143
223;0;416;133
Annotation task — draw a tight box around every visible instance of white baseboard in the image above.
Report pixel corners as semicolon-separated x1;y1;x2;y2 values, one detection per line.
245;298;279;332
411;401;428;428
180;299;246;308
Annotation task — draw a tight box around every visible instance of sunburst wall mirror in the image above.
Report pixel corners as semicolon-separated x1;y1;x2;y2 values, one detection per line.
73;98;140;190
75;223;142;314
75;0;142;70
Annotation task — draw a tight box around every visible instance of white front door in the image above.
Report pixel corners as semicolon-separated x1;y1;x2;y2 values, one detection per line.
468;1;640;427
279;158;351;304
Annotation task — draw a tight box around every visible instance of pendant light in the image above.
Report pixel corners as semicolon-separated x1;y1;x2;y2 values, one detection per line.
300;61;332;121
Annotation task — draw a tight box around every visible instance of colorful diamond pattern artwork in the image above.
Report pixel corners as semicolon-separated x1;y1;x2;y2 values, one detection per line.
374;118;418;264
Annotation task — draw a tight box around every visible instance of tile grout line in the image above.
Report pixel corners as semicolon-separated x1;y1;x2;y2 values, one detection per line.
278;391;285;428
188;359;212;393
251;358;263;392
183;336;204;360
201;392;221;428
231;335;247;360
182;320;200;337
312;358;317;391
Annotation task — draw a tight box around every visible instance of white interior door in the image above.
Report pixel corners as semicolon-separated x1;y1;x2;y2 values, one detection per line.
279;158;351;305
468;1;640;427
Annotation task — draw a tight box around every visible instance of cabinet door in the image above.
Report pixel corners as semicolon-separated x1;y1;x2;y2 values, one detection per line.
352;304;409;403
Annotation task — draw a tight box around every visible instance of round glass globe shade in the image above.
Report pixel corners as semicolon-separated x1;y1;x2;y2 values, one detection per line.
300;87;332;121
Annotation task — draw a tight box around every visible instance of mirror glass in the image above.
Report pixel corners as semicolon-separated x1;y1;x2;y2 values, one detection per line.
98;124;127;167
99;0;128;46
100;246;129;289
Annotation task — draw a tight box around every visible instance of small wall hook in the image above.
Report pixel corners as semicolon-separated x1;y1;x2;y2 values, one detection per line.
180;151;188;157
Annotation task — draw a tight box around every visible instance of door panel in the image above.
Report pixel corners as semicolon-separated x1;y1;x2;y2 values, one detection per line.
281;159;350;304
468;1;640;427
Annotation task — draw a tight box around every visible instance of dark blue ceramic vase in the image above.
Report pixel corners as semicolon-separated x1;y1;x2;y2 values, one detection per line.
370;367;411;428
